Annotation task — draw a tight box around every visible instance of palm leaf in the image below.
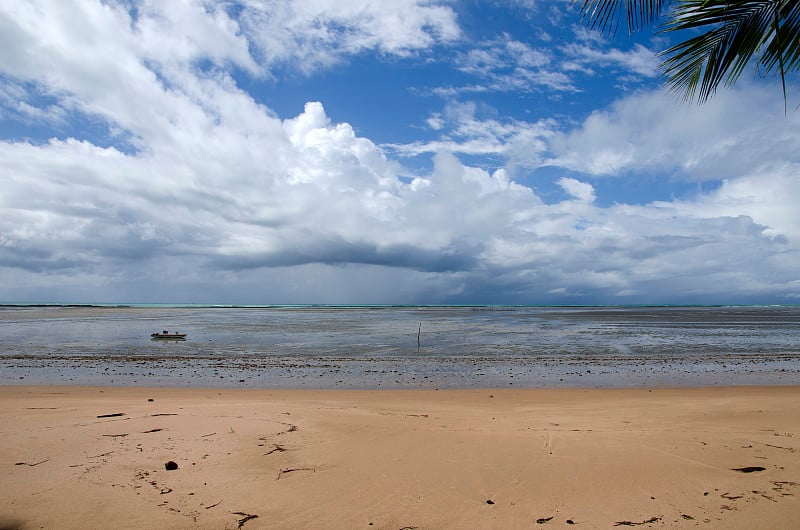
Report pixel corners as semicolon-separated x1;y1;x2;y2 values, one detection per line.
579;0;672;33
660;1;798;104
577;1;800;107
761;1;800;73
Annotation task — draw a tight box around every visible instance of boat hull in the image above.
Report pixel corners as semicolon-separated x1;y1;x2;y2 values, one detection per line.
150;333;186;340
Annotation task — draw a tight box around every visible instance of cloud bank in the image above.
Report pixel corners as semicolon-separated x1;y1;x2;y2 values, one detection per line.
0;1;798;304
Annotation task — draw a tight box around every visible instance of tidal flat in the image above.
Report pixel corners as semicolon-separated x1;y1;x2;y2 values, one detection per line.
0;305;798;388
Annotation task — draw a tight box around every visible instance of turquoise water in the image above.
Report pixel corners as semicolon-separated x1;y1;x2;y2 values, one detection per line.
0;305;798;388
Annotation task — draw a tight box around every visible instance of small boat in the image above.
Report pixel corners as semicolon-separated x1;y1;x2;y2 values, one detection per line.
151;330;187;340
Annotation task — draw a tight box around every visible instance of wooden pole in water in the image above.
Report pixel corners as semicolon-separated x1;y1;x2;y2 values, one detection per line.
417;322;421;351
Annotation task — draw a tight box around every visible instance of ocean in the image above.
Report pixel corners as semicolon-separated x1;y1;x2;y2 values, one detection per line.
0;305;798;388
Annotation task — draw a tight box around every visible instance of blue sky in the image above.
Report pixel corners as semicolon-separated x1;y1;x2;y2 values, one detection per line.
1;0;799;305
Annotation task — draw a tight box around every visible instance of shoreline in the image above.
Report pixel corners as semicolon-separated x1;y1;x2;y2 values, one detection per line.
5;366;797;390
3;385;799;529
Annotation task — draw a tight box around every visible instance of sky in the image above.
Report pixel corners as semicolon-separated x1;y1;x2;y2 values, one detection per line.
1;0;799;305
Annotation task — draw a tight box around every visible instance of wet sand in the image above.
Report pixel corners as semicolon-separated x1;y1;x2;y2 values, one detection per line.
2;385;799;529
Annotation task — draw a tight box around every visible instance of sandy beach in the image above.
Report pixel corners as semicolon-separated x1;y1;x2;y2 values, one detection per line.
1;386;798;529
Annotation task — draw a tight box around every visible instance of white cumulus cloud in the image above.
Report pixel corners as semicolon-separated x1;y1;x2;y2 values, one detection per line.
0;1;798;304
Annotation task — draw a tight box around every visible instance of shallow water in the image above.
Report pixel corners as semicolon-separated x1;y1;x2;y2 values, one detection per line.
0;305;798;388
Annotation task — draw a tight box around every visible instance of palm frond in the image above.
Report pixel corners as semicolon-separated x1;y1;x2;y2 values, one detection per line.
761;1;800;74
579;0;672;33
661;0;799;104
577;0;800;106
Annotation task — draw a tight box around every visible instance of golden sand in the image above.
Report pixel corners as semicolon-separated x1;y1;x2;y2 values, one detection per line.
1;386;798;529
